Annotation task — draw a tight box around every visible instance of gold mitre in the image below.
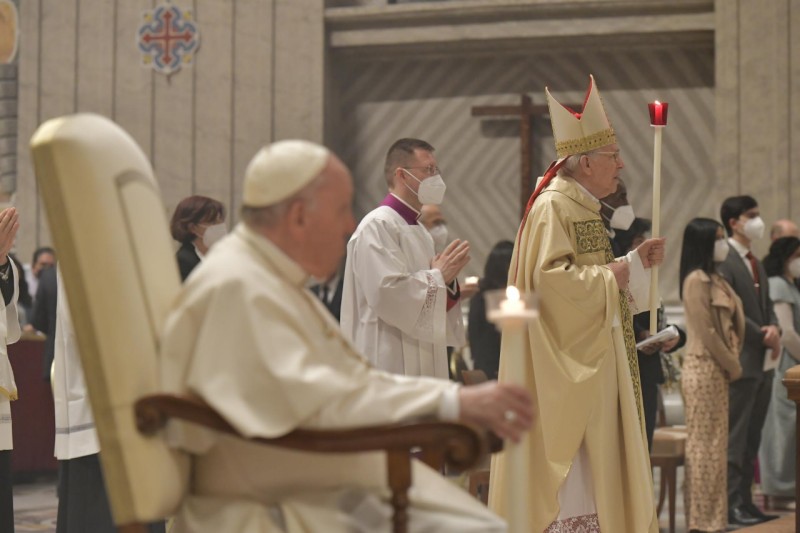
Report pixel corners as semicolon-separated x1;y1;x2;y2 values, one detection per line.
546;74;616;158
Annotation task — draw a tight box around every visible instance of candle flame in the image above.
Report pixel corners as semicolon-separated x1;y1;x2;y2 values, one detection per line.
506;285;520;301
654;100;661;105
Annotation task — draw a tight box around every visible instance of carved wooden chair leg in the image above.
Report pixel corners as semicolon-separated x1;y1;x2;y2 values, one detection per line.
387;449;412;533
666;459;677;533
656;464;667;517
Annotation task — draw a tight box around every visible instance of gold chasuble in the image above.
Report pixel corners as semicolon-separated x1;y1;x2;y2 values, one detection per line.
488;174;657;532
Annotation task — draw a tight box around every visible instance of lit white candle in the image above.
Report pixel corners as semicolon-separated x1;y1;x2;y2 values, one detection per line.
650;125;661;333
496;286;528;532
501;286;525;314
485;286;538;530
648;101;668;334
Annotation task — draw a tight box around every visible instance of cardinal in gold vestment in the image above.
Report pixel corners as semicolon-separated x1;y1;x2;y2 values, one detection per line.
488;76;662;533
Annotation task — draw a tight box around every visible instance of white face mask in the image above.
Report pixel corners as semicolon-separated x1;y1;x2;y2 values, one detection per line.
601;202;635;230
202;223;227;249
789;257;800;279
428;224;449;254
714;238;730;263
742;216;765;241
402;169;447;205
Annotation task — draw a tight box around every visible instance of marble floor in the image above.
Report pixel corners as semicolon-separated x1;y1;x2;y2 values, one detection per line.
9;469;792;533
12;475;57;532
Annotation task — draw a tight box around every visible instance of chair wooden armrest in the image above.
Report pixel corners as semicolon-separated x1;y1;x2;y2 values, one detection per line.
782;365;800;533
134;393;488;533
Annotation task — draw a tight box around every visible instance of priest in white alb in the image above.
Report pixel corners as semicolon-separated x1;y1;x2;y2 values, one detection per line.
341;138;468;378
488;75;665;532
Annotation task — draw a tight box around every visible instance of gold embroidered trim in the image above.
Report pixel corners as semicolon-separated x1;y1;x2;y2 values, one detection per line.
574;219;608;255
556;128;617;158
603;245;645;439
545;513;601;533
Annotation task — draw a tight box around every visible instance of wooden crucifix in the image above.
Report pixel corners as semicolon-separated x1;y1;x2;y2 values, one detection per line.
471;94;578;216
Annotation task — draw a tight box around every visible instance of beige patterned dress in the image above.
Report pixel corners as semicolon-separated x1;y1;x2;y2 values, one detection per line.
681;270;744;532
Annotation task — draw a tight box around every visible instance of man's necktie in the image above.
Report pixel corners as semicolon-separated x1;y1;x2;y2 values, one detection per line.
746;251;760;296
320;284;329;305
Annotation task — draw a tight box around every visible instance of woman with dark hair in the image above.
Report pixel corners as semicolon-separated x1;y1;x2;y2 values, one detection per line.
467;240;514;379
680;217;744;533
759;236;800;503
170;195;226;281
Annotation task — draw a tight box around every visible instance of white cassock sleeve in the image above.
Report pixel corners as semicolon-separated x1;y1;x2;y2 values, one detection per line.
350;221;450;345
0;260;19;406
619;249;650;315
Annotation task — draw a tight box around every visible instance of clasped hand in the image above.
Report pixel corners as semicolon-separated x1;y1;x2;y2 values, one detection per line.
761;325;781;355
636;237;666;269
0;207;19;264
431;239;470;284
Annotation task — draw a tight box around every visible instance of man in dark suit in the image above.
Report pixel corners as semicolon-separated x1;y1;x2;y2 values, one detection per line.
31;264;57;381
613;219;686;450
718;195;782;526
310;268;344;322
600;178;636;257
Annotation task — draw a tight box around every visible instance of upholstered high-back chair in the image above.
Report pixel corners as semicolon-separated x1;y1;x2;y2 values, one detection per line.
30;114;188;527
30;114;487;533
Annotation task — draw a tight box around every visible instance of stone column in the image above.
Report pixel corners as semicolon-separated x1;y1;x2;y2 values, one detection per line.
273;0;326;142
0;64;15;201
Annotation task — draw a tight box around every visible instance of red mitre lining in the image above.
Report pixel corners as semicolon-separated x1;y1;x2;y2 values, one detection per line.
511;158;565;283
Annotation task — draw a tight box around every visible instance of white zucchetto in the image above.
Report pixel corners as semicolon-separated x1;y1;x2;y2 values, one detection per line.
243;140;330;207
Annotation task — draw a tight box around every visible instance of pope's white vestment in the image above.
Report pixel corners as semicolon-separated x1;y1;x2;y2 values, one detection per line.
0;261;21;451
341;194;463;378
160;223;504;533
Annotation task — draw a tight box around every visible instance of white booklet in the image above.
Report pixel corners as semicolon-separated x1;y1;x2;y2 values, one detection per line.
763;348;779;372
635;325;679;350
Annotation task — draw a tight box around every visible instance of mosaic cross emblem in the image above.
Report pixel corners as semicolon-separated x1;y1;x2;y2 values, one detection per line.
137;4;200;76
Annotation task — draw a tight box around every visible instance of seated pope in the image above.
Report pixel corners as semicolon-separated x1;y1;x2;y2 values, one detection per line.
159;140;533;532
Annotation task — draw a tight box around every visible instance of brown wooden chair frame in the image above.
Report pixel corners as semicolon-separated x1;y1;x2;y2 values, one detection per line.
117;393;488;533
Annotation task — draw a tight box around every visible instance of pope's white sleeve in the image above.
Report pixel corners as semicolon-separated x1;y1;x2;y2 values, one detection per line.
437;386;460;420
302;369;460;429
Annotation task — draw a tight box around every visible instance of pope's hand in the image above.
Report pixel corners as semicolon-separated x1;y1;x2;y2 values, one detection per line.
636;237;666;269
458;381;533;443
432;239;470;284
607;261;630;291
